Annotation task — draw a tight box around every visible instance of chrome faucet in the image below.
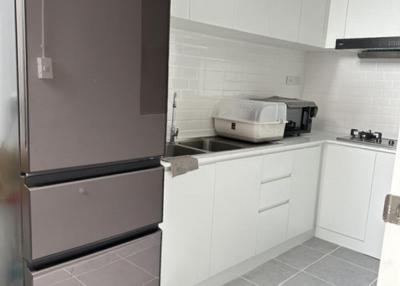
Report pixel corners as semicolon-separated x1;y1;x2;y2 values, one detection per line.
169;92;179;143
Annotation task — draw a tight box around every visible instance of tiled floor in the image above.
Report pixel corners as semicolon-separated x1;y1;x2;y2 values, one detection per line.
224;238;379;286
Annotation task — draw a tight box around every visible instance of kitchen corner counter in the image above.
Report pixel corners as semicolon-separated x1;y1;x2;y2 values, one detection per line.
162;131;396;169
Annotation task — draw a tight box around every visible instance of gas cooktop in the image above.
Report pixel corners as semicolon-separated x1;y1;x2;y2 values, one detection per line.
336;129;397;150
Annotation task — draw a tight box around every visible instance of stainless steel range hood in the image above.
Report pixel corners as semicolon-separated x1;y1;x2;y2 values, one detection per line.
336;37;400;58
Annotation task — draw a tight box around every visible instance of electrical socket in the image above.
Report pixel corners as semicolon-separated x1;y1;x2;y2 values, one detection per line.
37;57;54;79
286;75;301;86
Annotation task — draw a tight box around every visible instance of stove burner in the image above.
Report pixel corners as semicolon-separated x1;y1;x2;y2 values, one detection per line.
350;129;382;143
336;129;397;150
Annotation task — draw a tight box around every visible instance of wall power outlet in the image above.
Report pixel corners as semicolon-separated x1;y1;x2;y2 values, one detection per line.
286;75;301;86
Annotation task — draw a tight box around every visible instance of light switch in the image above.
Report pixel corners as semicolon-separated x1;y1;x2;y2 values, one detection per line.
37;57;54;79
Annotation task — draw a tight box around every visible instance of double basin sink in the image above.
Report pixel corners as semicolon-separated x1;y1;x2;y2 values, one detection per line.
165;137;245;158
165;137;280;158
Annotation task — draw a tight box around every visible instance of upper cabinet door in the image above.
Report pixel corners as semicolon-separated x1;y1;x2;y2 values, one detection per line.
23;0;170;172
298;0;330;47
325;0;349;48
190;0;237;28
234;0;269;35
346;0;400;38
267;0;302;42
171;0;190;19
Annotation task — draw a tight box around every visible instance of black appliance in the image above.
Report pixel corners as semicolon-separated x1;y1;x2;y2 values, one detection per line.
336;37;400;58
337;129;397;149
254;96;318;137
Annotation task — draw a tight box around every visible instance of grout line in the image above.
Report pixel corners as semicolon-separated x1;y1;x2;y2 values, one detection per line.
240;276;259;286
141;277;159;286
329;254;379;275
117;254;157;279
275;245;341;286
368;278;378;286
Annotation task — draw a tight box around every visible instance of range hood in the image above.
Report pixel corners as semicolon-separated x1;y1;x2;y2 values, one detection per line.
336;37;400;58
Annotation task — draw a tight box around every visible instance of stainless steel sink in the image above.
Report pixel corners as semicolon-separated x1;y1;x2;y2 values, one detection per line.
179;138;244;152
164;143;207;158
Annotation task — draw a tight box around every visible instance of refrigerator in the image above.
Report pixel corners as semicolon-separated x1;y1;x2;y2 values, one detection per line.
1;0;170;285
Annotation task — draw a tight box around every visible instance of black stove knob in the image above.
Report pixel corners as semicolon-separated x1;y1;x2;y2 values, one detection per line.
374;132;382;143
389;139;396;146
351;129;359;137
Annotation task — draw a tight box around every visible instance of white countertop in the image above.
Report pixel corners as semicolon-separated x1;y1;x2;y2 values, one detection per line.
162;131;396;169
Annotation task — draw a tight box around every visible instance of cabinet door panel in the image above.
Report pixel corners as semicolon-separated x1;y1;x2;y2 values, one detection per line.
345;0;400;38
267;0;302;42
317;144;376;241
211;157;262;275
299;0;329;46
235;0;268;35
256;204;289;254
190;0;237;28
287;146;321;239
365;153;395;258
161;165;215;286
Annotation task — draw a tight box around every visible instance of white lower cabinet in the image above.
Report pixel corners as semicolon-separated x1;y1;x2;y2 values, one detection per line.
316;143;395;258
210;156;262;275
160;164;216;286
287;146;322;239
317;144;376;241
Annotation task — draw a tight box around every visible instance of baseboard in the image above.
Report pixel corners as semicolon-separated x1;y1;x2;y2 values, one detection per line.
195;230;314;286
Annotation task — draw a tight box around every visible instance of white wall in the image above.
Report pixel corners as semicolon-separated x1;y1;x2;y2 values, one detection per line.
168;28;306;140
303;51;400;139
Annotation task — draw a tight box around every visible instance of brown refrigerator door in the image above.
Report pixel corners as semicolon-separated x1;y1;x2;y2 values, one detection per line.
20;0;170;172
22;167;163;261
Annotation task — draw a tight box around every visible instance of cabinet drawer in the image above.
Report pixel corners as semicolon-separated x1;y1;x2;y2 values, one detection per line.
256;203;289;254
261;152;293;182
25;231;161;286
23;167;164;261
259;177;291;211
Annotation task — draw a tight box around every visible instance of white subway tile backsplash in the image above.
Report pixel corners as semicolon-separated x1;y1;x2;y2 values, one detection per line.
168;28;305;140
303;51;400;138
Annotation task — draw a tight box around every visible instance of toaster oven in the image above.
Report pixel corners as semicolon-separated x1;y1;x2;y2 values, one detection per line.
253;96;318;137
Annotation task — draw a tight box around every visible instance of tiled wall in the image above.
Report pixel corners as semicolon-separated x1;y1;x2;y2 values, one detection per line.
303;51;400;138
167;28;306;140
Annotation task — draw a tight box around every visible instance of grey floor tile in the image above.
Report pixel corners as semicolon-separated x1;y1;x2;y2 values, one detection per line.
305;256;377;286
143;278;160;286
275;245;325;269
303;238;338;254
331;247;380;273
282;272;332;286
243;259;297;286
77;260;153;286
370;281;377;286
223;277;255;286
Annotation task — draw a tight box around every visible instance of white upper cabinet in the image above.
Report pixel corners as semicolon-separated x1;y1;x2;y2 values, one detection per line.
234;0;269;35
267;0;302;42
325;0;349;48
171;0;190;19
298;0;330;46
345;0;400;38
190;0;237;28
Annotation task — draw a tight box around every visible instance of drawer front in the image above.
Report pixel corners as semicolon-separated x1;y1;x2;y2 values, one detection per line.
261;151;293;182
256;203;289;254
259;177;291;211
26;231;161;286
24;167;163;260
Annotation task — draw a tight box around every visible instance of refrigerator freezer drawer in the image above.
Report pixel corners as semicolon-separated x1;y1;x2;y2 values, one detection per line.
25;230;161;286
22;167;164;261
